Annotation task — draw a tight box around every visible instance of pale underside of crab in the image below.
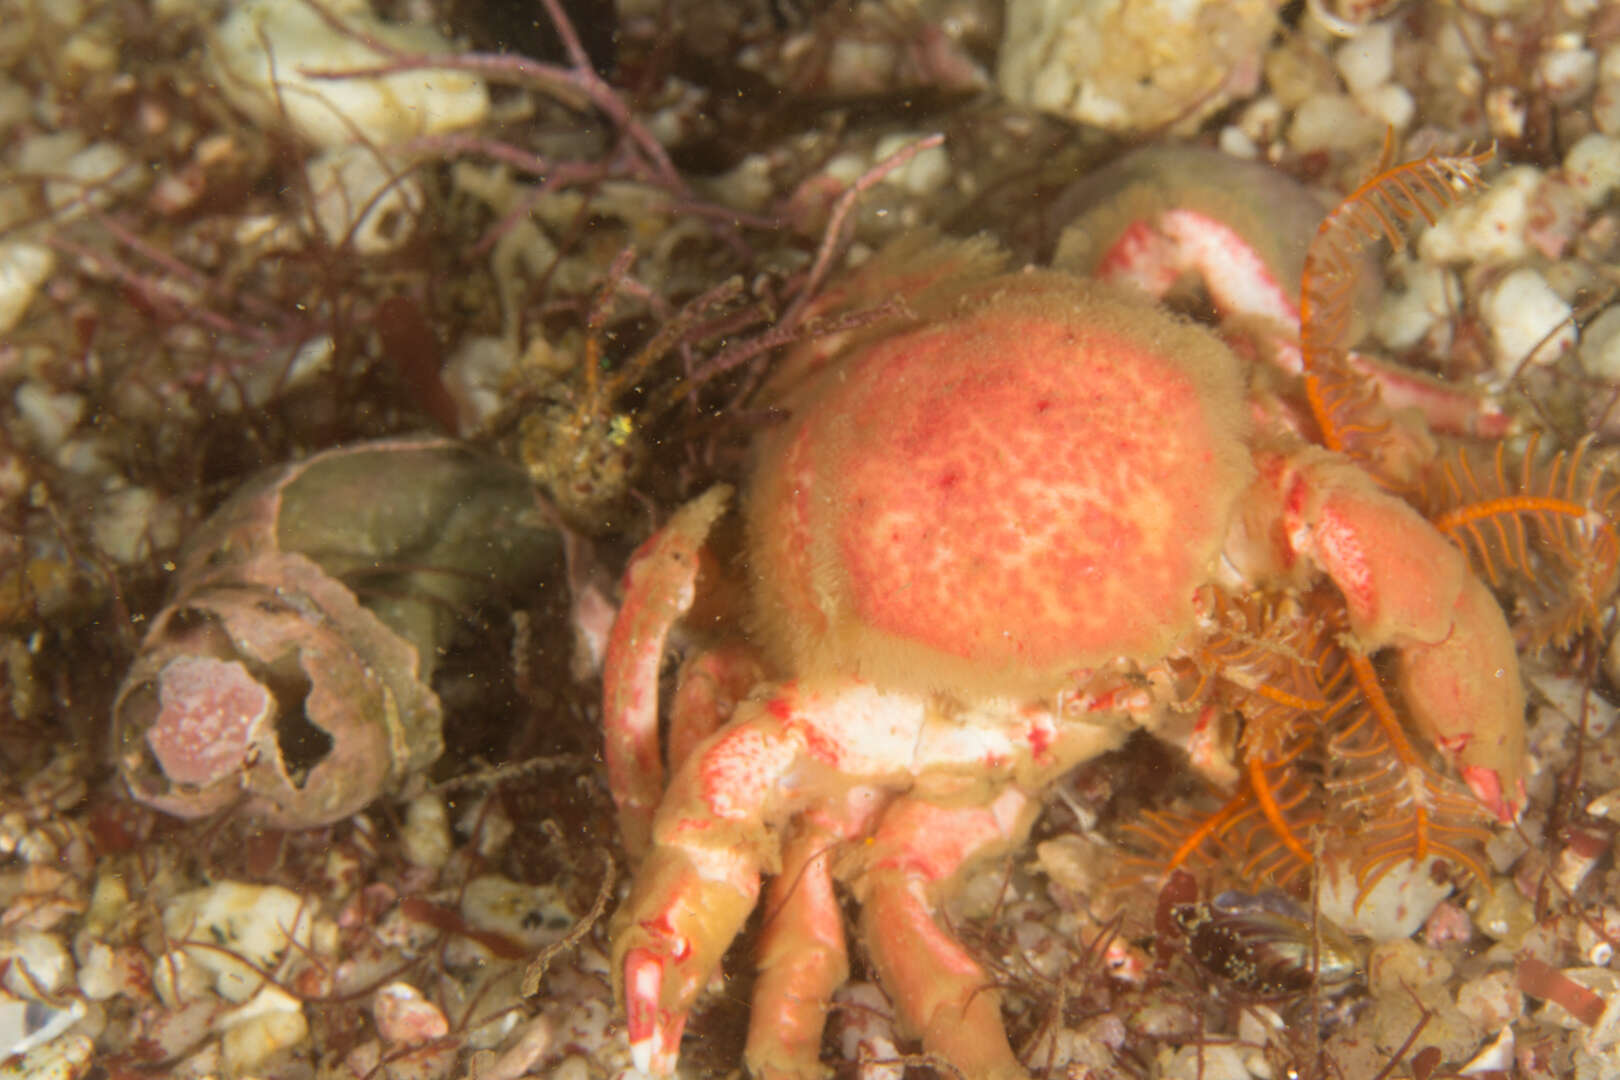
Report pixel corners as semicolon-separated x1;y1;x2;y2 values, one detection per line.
601;262;1526;1079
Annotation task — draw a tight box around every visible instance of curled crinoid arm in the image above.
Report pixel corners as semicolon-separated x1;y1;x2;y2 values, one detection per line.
1300;146;1493;368
1118;761;1320;893
1195;592;1345;861
1120;592;1339;890
1427;433;1620;649
1323;655;1495;905
1298;146;1493;459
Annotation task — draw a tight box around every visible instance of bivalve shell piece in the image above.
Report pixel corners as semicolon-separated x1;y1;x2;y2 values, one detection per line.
115;438;562;827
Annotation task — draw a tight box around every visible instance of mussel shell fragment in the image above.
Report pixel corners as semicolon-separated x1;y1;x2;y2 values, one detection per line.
1173;889;1363;994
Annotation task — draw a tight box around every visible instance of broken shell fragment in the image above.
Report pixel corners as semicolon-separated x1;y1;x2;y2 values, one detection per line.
1173;889;1363;994
115;438;562;828
373;982;450;1046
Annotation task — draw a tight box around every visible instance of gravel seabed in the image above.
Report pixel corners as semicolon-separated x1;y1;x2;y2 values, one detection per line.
2;2;1620;1078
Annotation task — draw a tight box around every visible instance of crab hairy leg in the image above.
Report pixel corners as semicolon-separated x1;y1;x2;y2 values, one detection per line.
852;791;1039;1080
603;485;732;858
1272;450;1527;818
746;811;858;1080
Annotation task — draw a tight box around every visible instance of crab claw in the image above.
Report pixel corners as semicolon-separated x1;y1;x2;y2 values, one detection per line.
610;765;767;1076
1264;449;1527;818
1394;575;1528;823
603;486;733;858
624;948;684;1075
1459;764;1525;824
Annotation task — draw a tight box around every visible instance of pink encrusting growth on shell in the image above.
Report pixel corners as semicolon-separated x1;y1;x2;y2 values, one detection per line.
144;656;271;787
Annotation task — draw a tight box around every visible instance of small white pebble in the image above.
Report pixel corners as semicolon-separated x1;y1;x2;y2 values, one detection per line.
1588;786;1620;821
1237;95;1285;146
1470;880;1536;943
305;146;424;256
872;134;950;197
401;792;451;870
222;983;305;1029
1486;86;1526;141
1375;259;1460;351
1480;267;1577;375
1565;133;1620;207
1538;46;1598;105
221;1009;309;1075
373;982;449;1046
1459;1026;1515;1076
163;881;315;1003
1552;829;1612;894
1530;670;1618;736
43;141;138;221
459;875;574;948
1217;125;1258;159
0;242;54;335
1419;165;1540;264
1455;969;1523;1033
1595;80;1620;136
1358;82;1414;129
77;942;142;1001
13;384;85;453
92;486;179;565
1525;176;1585;259
834;982;903;1080
1320;856;1452;940
441;335;521;436
1368;939;1453;997
1288;92;1382;153
0;1033;93;1080
1161;1043;1250;1080
208;0;490;149
1030;63;1076;116
827;39;898;97
0;929;73;1000
1335;21;1394;94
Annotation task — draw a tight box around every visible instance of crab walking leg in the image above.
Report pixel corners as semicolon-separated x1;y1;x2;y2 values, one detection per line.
616;843;760;1074
1269;341;1511;439
1099;206;1507;439
612;685;927;1075
603;486;732;858
1274;450;1527;818
852;791;1039;1080
669;643;766;774
745;813;853;1080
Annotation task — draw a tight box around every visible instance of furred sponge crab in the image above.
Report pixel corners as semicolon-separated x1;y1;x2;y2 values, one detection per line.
602;258;1525;1079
